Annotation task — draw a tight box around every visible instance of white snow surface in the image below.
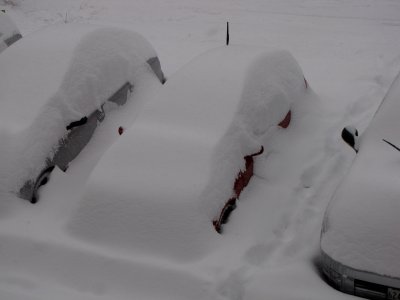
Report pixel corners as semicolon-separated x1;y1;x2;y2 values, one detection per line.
1;0;400;299
0;23;161;193
321;72;400;278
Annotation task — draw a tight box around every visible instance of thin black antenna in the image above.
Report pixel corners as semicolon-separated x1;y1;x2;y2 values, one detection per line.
383;139;400;152
226;22;229;46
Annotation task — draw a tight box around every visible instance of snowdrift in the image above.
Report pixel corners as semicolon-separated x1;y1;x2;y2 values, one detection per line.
0;23;164;201
67;46;309;261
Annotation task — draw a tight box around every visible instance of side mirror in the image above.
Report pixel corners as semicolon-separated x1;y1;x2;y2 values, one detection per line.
341;126;359;153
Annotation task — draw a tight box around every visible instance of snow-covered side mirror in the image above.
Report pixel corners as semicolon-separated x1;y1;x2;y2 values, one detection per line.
341;126;359;153
147;57;166;84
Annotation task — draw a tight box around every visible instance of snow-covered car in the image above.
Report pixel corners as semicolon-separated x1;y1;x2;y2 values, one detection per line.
320;72;400;299
66;46;309;259
0;23;165;203
0;45;311;300
0;10;22;53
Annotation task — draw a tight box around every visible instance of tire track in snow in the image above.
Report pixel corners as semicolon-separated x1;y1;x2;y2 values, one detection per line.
265;54;400;265
258;116;349;265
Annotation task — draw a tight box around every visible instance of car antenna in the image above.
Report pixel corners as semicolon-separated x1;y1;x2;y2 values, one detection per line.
226;22;229;46
383;139;400;152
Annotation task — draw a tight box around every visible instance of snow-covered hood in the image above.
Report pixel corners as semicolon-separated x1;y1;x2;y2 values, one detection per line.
321;72;400;278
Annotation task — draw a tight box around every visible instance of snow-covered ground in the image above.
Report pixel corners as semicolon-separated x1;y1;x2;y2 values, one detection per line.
1;0;400;299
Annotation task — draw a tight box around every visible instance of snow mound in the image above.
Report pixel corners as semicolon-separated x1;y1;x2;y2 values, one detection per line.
0;23;162;195
321;72;400;278
67;46;308;261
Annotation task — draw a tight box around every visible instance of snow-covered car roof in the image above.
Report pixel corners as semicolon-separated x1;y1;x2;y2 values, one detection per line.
66;46;308;260
0;11;21;53
0;23;159;134
321;72;400;281
0;23;163;197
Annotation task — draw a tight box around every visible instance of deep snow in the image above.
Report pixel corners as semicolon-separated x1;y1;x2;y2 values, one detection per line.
1;0;400;299
66;47;307;262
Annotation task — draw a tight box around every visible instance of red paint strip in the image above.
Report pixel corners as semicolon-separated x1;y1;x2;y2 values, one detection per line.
278;110;291;129
213;110;293;233
213;146;264;233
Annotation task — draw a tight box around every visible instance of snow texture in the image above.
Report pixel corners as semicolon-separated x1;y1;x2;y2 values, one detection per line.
1;0;400;299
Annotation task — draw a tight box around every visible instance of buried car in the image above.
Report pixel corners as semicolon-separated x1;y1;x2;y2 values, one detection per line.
65;46;309;260
320;72;400;299
0;23;165;203
0;46;311;299
0;10;22;53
